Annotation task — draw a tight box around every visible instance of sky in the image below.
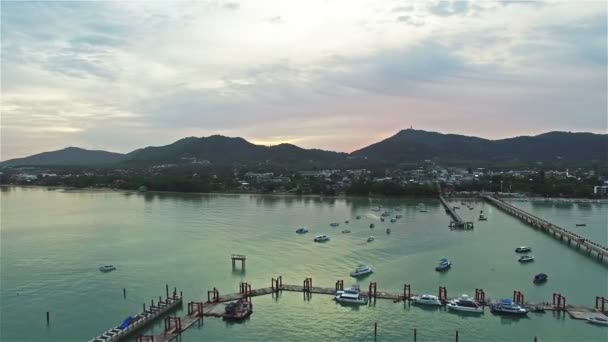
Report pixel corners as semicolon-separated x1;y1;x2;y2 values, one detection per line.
1;0;606;160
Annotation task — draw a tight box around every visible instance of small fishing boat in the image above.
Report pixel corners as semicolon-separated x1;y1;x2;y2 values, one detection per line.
395;215;402;219
576;223;587;227
412;294;442;306
223;298;253;320
447;294;483;313
330;222;340;227
99;265;116;272
533;273;548;284
381;211;391;217
587;316;608;325
518;255;535;263
345;220;349;224
367;236;375;242
435;258;452;272
515;246;531;253
341;229;351;234
356;216;361;220
350;264;373;277
335;285;368;305
380;218;385;222
490;299;529;316
369;224;375;229
296;227;309;234
314;235;331;242
386;228;391;234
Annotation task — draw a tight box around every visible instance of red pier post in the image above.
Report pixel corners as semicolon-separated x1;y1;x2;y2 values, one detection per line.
404;284;411;300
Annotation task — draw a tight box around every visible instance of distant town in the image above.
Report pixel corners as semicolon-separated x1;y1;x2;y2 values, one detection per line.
2;161;607;199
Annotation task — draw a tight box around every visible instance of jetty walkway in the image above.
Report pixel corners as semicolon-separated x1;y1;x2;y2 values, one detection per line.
482;194;608;262
136;277;607;342
439;195;474;229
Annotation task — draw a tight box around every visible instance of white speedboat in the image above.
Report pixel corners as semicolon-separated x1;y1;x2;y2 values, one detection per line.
490;299;529;316
367;236;375;242
515;246;531;253
412;294;442;306
99;265;116;272
447;294;483;313
350;264;373;277
313;235;330;242
518;255;534;263
587;316;608;325
296;227;309;234
335;285;368;305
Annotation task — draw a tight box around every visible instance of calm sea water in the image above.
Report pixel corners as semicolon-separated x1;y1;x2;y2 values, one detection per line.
1;187;607;342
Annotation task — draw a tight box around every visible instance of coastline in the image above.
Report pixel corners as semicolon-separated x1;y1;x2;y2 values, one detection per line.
2;184;607;203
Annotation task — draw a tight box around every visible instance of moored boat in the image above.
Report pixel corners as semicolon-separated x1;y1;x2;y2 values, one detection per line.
479;210;487;221
367;236;375;242
386;228;391;234
390;218;397;223
447;294;483;313
395;215;402;219
335;285;368;305
223;298;253;320
587;316;608;325
350;264;373;277
412;294;442;306
518;255;535;263
576;223;587;227
345;220;349;224
99;265;116;272
330;222;340;227
341;229;351;234
533;273;548;284
369;223;375;229
490;299;529;316
435;258;452;272
314;234;330;242
356;216;361;219
296;227;309;234
515;246;532;253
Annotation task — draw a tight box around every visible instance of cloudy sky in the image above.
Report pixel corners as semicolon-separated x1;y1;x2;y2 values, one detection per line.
1;0;606;160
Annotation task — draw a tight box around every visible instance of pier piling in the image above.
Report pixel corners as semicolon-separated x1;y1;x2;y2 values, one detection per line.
123;288;126;298
455;329;459;342
414;328;417;342
374;322;377;339
46;311;50;325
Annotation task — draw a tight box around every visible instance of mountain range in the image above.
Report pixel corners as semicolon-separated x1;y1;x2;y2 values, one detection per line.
2;129;606;167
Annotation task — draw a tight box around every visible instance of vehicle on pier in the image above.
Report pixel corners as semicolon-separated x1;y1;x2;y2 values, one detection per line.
515;246;532;253
518;255;535;263
223;298;253;321
350;264;373;277
587;316;608;325
296;227;309;234
314;235;331;242
412;294;442;306
490;299;529;316
533;273;548;284
99;265;116;272
335;285;368;305
435;258;452;272
447;294;483;313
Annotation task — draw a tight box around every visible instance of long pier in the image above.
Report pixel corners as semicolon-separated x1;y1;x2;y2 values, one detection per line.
138;277;607;342
439;195;474;229
482;194;608;262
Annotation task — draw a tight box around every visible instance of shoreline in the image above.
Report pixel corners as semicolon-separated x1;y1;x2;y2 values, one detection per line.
2;184;607;203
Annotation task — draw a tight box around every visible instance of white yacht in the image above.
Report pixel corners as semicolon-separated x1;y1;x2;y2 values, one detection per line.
350;264;373;277
313;235;330;242
335;285;368;305
412;294;442;306
446;294;483;313
587;316;608;325
367;236;375;242
99;265;116;272
490;299;529;316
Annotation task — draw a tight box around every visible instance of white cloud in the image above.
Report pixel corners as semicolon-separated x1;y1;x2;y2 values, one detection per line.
1;0;606;159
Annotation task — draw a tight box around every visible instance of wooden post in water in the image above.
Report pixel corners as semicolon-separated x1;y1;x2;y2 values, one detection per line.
455;330;459;342
143;303;146;312
46;311;50;325
166;284;169;298
374;322;377;339
534;336;538;342
414;328;417;342
123;288;126;298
